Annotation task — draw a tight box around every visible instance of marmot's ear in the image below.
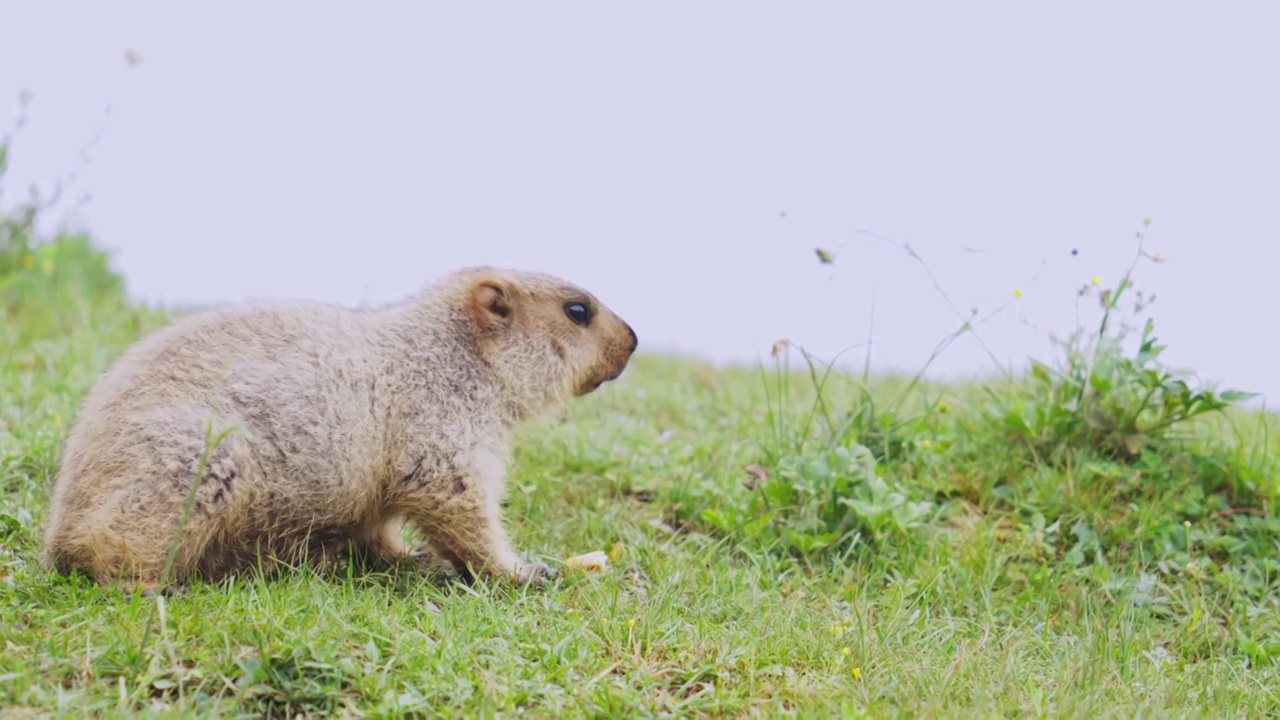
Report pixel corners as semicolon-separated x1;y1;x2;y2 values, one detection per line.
468;276;513;329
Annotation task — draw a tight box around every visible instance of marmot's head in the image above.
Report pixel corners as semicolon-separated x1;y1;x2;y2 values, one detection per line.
445;266;637;416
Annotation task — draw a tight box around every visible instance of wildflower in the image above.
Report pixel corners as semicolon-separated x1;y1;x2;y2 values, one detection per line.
1183;521;1191;528
1013;289;1022;298
842;648;851;657
608;540;626;564
1091;275;1101;285
628;618;636;629
921;440;932;451
852;667;863;681
831;623;843;637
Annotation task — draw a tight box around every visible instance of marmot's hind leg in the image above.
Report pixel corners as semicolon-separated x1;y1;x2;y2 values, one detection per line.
51;425;248;594
54;506;200;595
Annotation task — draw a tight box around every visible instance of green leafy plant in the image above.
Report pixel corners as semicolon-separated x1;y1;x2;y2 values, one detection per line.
984;223;1255;464
700;443;936;561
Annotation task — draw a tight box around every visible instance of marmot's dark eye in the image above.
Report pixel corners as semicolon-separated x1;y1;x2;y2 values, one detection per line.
564;302;591;327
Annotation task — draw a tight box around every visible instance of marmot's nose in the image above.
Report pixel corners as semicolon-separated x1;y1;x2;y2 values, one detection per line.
625;324;638;354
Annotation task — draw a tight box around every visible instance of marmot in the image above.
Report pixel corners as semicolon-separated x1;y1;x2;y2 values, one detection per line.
39;266;637;592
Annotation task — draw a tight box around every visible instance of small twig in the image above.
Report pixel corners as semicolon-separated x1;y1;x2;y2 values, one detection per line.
1212;508;1263;518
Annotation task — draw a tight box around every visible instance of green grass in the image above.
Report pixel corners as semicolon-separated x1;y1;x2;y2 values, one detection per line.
3;226;1280;718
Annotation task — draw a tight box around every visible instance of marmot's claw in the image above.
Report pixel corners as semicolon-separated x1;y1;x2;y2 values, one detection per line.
515;561;558;588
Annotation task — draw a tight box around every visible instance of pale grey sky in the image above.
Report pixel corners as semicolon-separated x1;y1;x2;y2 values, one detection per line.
2;2;1277;404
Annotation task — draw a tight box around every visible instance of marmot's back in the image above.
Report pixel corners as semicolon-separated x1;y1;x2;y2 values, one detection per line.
58;301;385;475
100;301;375;405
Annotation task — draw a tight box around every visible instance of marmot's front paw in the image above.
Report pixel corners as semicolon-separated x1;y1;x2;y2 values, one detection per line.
513;561;558;588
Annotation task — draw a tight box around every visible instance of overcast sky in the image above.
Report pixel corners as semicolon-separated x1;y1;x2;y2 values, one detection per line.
2;2;1277;405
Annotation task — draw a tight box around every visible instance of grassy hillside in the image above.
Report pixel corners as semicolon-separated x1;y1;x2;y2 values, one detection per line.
3;219;1279;716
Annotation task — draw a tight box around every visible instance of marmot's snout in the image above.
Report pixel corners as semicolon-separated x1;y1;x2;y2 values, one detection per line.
625;324;638;353
578;311;637;396
607;319;639;377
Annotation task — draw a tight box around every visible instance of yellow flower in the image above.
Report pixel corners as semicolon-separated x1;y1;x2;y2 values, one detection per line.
831;624;843;637
628;618;636;628
852;667;863;681
842;648;851;657
608;540;625;564
1013;289;1023;298
1091;275;1101;285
